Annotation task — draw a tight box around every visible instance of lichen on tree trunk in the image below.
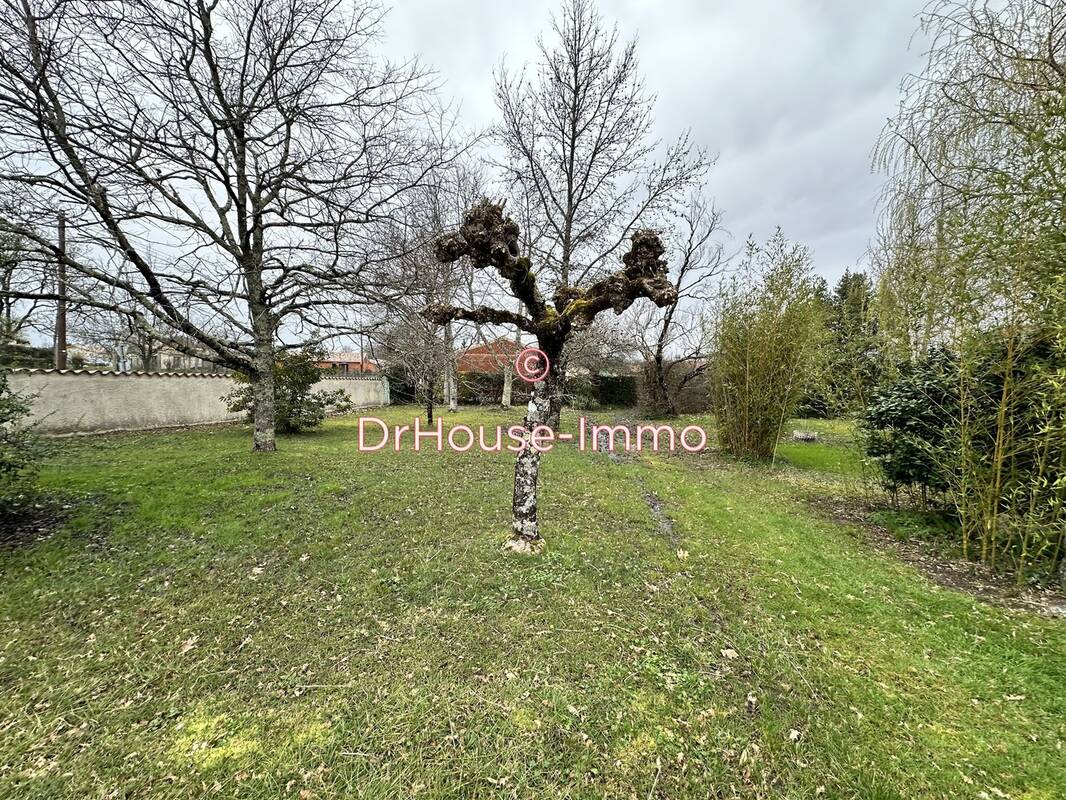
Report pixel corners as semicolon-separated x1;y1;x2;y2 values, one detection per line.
251;341;277;452
537;339;564;430
249;286;277;452
507;379;551;553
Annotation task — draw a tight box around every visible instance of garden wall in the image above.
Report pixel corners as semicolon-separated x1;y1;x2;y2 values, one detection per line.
7;369;389;435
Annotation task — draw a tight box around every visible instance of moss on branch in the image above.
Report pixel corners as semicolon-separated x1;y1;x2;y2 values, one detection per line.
426;206;676;337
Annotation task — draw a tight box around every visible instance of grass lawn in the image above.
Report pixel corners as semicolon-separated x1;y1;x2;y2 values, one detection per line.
1;407;1063;799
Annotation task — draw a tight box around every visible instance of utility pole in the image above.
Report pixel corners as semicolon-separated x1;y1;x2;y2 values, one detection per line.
54;213;67;370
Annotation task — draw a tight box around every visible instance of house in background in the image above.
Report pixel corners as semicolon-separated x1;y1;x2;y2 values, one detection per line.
457;338;521;375
154;346;225;372
67;343;111;367
316;351;378;374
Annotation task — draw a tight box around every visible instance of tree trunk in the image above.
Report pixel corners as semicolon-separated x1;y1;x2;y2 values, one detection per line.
418;378;435;424
251;340;277;452
546;370;562;430
543;343;564;430
247;252;277;450
446;368;458;412
645;354;676;417
508;379;551;554
446;322;458;412
501;364;513;408
53;213;67;370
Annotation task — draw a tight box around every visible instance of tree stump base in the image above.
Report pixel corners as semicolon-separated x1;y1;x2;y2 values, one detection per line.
502;536;545;555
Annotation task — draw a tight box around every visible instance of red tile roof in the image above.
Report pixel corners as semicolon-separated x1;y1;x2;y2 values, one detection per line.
316;352;378;373
457;338;522;374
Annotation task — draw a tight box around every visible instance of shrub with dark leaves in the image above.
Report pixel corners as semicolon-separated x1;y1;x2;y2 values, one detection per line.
225;348;353;433
860;348;957;501
0;368;46;511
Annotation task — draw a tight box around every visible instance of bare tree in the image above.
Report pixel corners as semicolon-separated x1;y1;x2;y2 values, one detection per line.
68;292;198;371
631;192;725;416
428;200;677;553
372;164;484;419
564;317;631;376
72;307;152;371
376;318;450;424
373;230;457;424
442;169;491;414
494;0;707;425
0;231;44;343
0;0;457;450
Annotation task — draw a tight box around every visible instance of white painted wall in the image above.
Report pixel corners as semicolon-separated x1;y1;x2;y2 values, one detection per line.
318;376;389;414
8;369;388;435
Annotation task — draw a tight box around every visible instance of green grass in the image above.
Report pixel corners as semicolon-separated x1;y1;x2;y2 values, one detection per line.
1;407;1063;799
774;419;866;477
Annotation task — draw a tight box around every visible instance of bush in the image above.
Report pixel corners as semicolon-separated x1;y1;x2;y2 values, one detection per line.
707;231;825;460
225;348;352;433
793;385;833;419
0;343;53;369
596;375;638;407
384;366;418;405
562;375;598;410
0;368;46;518
860;348;957;502
863;333;1066;582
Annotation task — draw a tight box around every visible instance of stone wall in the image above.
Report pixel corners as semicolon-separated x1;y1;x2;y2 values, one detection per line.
7;369;388;435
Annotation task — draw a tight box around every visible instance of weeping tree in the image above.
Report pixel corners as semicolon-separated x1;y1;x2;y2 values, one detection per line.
874;0;1066;582
426;200;676;553
0;0;454;451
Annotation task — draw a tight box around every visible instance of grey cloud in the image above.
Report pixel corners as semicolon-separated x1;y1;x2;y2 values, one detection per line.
385;0;929;279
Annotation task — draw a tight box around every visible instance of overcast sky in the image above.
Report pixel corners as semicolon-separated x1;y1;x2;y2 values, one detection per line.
385;0;930;283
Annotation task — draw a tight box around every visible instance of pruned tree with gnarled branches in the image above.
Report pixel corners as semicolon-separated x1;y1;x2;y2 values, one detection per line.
427;199;677;553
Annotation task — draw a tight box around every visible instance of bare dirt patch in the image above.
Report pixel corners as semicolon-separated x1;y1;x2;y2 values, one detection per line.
0;494;71;547
636;479;680;545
